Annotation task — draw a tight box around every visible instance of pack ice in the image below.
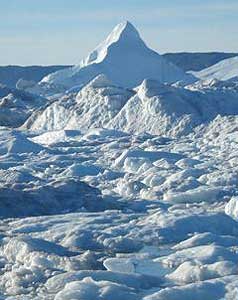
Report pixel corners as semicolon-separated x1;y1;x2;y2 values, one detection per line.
1;21;238;300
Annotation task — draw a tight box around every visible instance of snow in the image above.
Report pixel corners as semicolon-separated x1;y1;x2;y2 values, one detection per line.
108;78;238;136
143;279;226;300
23;75;133;132
40;21;194;90
167;260;237;284
0;85;46;127
1;20;238;300
0;130;45;155
24;76;238;137
54;277;139;300
0;119;238;298
163;186;222;203
225;197;238;220
191;56;238;81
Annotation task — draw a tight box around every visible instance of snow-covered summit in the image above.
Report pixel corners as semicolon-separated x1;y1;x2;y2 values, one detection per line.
80;21;142;67
41;21;195;90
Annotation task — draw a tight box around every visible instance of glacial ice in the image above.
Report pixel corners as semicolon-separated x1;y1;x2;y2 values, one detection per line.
0;118;237;298
191;56;238;81
40;22;194;90
1;20;238;300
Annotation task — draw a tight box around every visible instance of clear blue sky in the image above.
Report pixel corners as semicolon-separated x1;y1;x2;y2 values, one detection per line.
1;0;238;65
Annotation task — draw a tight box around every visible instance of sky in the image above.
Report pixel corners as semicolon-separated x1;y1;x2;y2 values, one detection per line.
1;0;238;65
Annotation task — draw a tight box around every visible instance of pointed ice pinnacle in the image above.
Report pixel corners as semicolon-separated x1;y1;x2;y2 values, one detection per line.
103;21;141;44
41;21;196;89
81;21;143;67
114;21;140;35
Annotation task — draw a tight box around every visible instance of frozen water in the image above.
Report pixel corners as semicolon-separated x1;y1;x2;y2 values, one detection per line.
39;22;194;90
191;56;238;81
0;118;238;298
0;85;46;127
24;76;238;137
1;21;238;300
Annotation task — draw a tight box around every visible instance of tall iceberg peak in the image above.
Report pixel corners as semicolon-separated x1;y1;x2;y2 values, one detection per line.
41;21;196;89
80;21;144;67
104;21;141;43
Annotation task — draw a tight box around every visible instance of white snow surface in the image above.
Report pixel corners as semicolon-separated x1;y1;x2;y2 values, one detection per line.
0;85;46;127
191;55;238;81
0;115;238;298
23;74;133;131
23;76;238;137
40;22;194;90
2;21;238;300
225;197;238;221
